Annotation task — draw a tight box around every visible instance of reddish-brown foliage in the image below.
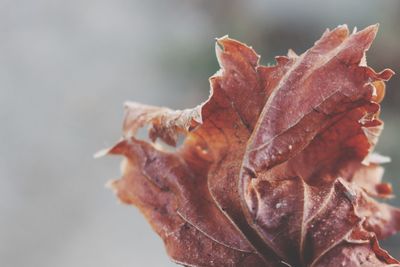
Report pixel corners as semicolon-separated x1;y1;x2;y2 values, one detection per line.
101;25;400;266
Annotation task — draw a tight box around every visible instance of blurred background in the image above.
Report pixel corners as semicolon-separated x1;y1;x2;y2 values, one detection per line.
1;0;399;266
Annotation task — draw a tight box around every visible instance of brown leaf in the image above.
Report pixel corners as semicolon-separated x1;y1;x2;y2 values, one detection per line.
102;25;400;266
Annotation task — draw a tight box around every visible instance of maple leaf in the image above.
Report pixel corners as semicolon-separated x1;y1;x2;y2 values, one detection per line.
100;25;400;266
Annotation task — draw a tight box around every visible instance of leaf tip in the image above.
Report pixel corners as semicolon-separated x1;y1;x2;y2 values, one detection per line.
105;179;116;190
287;48;298;58
94;148;110;158
352;24;380;50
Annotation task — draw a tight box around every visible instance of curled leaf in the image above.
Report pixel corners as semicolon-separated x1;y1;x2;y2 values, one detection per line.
102;25;399;266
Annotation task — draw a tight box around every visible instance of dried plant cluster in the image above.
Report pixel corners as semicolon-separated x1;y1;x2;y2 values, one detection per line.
101;25;400;266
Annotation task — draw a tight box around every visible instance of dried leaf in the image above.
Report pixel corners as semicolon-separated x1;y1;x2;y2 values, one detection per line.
102;25;400;266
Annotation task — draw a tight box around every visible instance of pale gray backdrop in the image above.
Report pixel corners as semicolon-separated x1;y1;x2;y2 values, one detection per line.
1;0;399;266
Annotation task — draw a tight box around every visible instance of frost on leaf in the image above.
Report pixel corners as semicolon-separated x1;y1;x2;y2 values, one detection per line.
102;25;400;266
